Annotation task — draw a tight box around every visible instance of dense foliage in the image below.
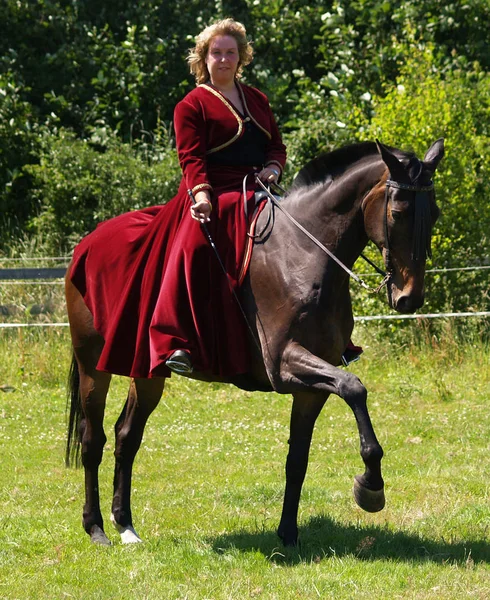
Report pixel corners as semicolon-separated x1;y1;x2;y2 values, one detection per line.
0;0;488;313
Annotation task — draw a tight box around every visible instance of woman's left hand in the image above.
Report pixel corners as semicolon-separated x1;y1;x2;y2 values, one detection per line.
257;166;280;184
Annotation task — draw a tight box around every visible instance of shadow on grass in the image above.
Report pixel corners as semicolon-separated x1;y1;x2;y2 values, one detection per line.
210;515;490;566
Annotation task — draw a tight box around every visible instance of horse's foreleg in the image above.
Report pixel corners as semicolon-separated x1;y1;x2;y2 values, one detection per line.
78;365;112;545
273;343;385;521
111;377;165;544
278;391;327;546
343;384;385;513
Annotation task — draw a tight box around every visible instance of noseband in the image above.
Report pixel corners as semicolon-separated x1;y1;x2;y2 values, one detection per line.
383;178;435;275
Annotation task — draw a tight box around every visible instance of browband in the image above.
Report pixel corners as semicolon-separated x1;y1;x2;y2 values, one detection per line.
386;179;434;192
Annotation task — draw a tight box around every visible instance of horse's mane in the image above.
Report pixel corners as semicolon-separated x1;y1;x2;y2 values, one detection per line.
290;141;417;191
290;142;378;190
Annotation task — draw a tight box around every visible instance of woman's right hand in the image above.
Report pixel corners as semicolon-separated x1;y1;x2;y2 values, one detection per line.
190;190;212;223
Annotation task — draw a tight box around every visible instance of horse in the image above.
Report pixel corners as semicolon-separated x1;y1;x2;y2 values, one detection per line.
65;138;444;546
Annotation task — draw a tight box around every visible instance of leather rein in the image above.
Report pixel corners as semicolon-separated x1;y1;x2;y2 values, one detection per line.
254;174;434;295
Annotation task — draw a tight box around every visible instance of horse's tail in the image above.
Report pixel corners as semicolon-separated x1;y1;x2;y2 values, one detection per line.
65;352;82;468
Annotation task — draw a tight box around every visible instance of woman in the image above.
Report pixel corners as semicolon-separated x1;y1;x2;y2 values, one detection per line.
70;18;287;379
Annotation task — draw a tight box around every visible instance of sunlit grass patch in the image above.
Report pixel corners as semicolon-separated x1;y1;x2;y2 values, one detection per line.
0;328;489;599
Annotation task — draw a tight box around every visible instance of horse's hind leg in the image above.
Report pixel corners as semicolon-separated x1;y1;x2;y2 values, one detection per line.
278;391;327;547
77;347;112;545
111;377;165;543
66;275;112;544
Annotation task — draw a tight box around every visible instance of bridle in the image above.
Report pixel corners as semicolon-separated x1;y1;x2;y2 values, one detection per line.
254;172;435;295
383;178;435;272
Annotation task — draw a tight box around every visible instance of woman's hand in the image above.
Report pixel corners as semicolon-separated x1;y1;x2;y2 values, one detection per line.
190;190;212;223
257;166;280;184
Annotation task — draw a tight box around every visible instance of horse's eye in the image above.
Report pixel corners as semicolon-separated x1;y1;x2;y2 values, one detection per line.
390;199;410;221
391;210;403;221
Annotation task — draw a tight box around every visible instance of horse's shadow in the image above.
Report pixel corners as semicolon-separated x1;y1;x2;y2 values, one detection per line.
210;515;490;566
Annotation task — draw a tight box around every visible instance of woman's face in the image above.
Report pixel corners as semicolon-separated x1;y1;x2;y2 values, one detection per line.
205;35;240;87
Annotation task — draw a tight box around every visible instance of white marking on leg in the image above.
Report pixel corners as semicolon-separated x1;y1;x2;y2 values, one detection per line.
110;513;143;544
90;524;112;546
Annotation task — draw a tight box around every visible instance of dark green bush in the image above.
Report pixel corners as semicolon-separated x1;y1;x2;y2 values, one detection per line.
1;0;489;327
24;126;180;253
0;72;45;232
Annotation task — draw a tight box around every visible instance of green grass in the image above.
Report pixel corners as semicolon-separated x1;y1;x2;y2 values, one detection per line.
0;327;489;599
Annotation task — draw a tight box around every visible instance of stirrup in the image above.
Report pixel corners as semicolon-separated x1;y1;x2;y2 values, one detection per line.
165;350;193;374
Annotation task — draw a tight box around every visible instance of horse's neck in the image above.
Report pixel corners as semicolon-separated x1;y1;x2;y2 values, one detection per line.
284;159;383;260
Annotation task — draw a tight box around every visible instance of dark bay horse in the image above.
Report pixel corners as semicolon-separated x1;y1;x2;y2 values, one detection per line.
65;139;444;546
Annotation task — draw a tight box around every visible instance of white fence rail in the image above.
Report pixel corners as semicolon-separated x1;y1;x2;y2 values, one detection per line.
1;311;489;329
1;259;488;327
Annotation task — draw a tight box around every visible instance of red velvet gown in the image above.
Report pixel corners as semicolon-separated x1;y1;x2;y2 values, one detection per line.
70;82;287;378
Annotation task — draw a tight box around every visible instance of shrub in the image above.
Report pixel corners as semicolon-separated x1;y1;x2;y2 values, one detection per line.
0;72;44;235
358;44;490;316
25;126;180;253
283;42;490;323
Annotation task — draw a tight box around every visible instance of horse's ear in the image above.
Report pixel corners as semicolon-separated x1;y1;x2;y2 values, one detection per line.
376;139;406;179
423;138;445;174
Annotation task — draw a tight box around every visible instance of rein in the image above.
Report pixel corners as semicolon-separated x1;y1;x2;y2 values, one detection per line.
254;177;384;293
255;174;434;295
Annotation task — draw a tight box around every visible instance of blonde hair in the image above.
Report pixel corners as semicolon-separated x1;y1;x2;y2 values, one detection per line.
187;18;253;85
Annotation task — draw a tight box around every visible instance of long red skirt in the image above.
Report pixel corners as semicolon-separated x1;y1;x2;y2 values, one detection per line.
70;166;259;378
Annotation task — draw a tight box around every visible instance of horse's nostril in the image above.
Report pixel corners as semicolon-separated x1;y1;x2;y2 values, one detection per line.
395;294;424;314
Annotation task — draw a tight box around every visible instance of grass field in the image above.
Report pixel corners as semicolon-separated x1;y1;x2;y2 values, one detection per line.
0;326;489;599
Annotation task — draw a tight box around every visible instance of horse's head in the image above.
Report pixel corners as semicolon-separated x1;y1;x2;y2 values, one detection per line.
363;139;444;313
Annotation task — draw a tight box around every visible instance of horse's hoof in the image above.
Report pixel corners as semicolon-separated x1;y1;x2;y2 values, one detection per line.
111;514;143;544
353;476;385;513
120;526;143;544
90;525;112;546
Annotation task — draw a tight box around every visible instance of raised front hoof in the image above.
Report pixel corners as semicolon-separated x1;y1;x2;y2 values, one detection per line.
277;525;298;547
353;476;385;513
90;525;112;546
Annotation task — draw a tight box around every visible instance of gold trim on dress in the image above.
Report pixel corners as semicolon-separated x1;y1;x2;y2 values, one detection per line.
200;84;243;154
191;183;213;194
238;84;272;140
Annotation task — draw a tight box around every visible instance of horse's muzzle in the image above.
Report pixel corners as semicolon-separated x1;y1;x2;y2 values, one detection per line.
392;291;425;313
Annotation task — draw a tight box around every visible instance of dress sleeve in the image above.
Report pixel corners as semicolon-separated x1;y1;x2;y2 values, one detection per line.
174;98;213;195
264;100;287;178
